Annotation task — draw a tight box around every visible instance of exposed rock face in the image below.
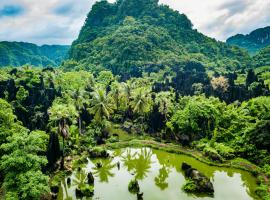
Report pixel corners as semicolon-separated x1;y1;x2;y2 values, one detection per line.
181;162;214;194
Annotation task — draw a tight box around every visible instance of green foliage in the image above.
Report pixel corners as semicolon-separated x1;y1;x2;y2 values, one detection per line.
213;143;235;159
48;98;78;125
182;179;197;192
88;88;115;122
0;129;49;199
227;26;270;55
16;86;29;101
69;0;250;77
167;96;222;140
0;41;69;67
252;46;270;67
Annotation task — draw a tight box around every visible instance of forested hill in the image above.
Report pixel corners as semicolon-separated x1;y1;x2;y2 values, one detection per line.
0;41;70;67
227;26;270;55
68;0;250;78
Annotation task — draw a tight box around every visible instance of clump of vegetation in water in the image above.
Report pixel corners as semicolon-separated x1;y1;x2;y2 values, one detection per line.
181;162;214;195
75;184;94;198
88;147;109;158
128;179;140;194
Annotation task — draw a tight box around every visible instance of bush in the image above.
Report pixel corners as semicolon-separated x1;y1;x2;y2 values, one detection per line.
88;147;109;158
262;164;270;177
182;179;197;193
203;146;223;162
214;143;235;159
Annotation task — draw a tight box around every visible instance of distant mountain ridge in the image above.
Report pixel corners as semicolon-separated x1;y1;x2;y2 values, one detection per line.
0;41;70;67
227;26;270;54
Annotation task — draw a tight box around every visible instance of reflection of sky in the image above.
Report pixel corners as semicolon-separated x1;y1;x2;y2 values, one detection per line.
0;0;269;44
58;147;258;200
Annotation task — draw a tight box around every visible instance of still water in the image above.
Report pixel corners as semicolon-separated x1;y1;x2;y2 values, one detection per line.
58;148;259;200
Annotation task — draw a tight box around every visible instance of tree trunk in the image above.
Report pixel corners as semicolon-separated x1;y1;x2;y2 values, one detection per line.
60;135;65;170
78;115;82;135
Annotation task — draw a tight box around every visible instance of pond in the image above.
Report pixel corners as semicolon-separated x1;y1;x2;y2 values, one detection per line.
57;148;259;200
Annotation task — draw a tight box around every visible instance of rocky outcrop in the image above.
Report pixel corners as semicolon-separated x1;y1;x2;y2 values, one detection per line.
181;162;214;195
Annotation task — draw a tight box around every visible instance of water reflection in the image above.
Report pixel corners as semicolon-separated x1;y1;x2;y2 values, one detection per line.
121;148;153;180
155;166;170;190
72;169;87;187
57;148;259;200
92;158;115;182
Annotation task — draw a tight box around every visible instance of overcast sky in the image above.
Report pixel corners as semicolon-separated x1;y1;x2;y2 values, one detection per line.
0;0;269;45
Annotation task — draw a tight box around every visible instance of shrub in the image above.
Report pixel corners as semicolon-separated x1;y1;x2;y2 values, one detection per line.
214;143;235;159
182;179;197;193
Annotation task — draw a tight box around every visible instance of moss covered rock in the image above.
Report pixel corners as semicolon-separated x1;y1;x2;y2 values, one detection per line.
181;162;214;195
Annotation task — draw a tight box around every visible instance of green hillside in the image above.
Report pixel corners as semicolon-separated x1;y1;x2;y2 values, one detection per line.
68;0;250;78
0;41;69;67
227;26;270;55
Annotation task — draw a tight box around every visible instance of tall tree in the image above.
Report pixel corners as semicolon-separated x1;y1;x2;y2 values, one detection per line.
88;88;115;122
48;99;78;169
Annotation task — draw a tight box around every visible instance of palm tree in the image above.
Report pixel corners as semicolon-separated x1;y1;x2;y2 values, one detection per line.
48;100;78;169
88;88;115;123
69;88;87;135
130;88;152;130
109;82;121;110
154;91;175;122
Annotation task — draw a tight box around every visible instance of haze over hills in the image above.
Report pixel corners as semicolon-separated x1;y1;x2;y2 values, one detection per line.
67;0;250;78
0;41;69;67
227;26;270;55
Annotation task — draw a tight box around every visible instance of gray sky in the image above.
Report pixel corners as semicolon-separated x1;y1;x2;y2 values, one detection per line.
0;0;269;45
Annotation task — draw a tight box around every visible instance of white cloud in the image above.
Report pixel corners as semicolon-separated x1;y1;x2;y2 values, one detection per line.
159;0;270;41
0;0;269;45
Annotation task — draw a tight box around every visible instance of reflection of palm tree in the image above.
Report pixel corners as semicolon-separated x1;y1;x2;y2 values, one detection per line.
122;148;152;180
121;149;137;172
112;149;122;157
93;159;115;182
155;166;170;190
72;169;87;188
135;149;152;180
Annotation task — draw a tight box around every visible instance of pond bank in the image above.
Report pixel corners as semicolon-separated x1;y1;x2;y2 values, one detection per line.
56;146;260;200
104;138;270;199
105;139;260;173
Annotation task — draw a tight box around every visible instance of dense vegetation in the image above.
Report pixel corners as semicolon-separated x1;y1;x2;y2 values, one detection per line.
68;0;250;78
0;66;269;199
0;0;269;199
0;41;69;67
227;26;270;55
